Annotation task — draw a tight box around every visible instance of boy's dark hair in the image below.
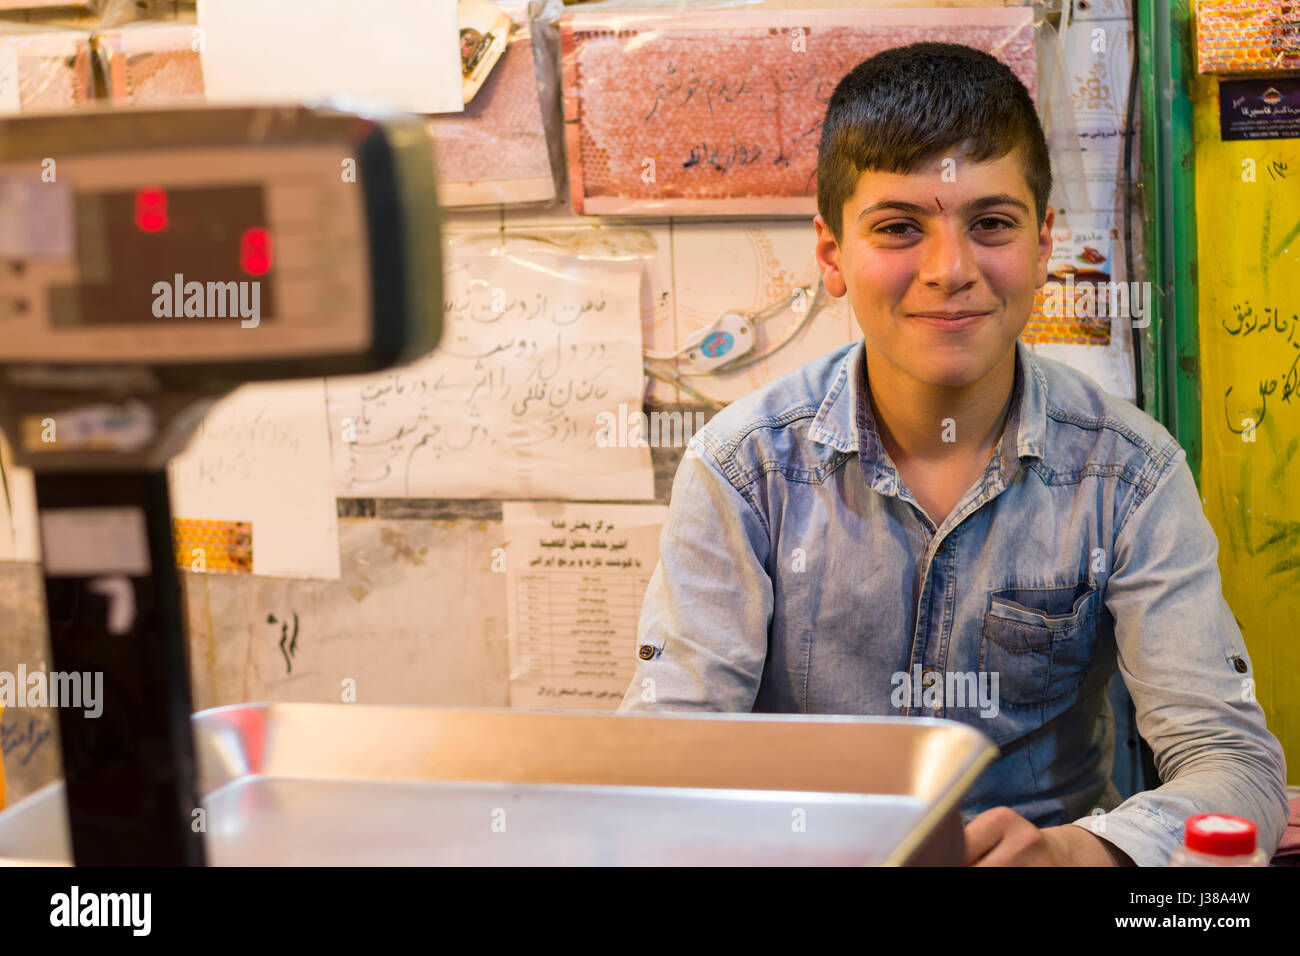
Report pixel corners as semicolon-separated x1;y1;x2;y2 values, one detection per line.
817;42;1052;244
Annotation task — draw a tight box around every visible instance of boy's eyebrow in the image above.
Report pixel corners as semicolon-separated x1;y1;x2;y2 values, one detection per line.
857;193;1031;221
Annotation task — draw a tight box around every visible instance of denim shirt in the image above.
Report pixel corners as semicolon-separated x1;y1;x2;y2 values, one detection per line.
617;338;1289;866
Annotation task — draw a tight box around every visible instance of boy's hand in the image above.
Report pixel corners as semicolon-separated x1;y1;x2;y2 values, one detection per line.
963;806;1132;866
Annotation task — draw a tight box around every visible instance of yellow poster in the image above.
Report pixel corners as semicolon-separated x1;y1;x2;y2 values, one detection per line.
1192;72;1300;776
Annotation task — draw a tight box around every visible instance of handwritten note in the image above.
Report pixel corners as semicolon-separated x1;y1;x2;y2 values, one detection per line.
326;239;654;500
168;379;341;580
504;501;667;710
1219;299;1300;435
563;6;1036;213
1;713;51;769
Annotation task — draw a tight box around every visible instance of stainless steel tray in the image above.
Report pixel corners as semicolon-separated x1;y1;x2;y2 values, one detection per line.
0;704;997;866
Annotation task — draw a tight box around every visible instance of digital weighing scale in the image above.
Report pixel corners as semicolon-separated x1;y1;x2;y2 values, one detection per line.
0;104;997;866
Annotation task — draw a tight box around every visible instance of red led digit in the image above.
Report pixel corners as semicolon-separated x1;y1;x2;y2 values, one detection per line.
134;187;168;233
240;227;272;276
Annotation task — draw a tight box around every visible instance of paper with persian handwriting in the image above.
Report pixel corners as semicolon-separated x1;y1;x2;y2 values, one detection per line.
168;379;341;580
326;240;654;500
504;501;667;711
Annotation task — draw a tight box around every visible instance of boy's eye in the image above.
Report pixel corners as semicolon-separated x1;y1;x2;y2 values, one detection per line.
975;217;1013;232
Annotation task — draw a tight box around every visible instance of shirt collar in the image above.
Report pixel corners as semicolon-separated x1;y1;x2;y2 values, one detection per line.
807;338;1048;471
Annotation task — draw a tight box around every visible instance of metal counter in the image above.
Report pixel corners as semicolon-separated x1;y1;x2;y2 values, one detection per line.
0;704;997;866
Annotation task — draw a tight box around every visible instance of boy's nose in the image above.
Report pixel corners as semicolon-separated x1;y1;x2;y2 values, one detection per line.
916;222;981;294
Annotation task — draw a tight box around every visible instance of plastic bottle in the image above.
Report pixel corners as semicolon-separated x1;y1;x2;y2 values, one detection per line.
1169;813;1269;866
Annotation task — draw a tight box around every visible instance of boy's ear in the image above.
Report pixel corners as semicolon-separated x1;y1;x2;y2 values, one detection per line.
1035;206;1055;288
813;214;848;297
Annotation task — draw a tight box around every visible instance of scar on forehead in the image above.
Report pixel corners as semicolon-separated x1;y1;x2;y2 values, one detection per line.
935;197;943;211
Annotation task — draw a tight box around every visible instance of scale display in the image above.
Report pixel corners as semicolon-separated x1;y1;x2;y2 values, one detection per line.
0;142;379;368
51;184;277;327
0;106;441;379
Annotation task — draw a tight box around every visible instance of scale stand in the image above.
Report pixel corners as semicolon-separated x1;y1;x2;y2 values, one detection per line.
37;469;204;865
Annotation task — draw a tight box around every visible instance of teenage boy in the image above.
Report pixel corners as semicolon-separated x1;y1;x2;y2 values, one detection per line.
617;43;1287;867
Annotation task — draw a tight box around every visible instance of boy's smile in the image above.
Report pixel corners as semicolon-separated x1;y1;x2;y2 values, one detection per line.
814;146;1054;391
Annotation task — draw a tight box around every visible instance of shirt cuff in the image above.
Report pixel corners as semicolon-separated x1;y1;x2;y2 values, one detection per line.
1067;806;1184;867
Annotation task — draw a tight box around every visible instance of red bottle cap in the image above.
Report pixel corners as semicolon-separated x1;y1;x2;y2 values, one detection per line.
1183;813;1257;856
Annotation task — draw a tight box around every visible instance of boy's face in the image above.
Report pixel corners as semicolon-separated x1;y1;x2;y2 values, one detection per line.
814;145;1053;390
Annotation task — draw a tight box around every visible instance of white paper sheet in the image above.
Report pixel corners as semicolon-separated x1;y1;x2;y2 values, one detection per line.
504;501;667;711
327;239;655;500
168;379;341;580
196;0;463;114
0;430;39;563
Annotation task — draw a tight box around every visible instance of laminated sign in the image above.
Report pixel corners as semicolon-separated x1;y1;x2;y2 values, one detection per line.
561;6;1036;215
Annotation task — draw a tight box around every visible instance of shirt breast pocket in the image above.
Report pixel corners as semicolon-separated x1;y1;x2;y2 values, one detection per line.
978;583;1102;709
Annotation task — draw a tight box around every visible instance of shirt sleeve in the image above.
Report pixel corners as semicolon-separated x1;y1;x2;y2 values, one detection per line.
1068;443;1290;866
617;436;773;713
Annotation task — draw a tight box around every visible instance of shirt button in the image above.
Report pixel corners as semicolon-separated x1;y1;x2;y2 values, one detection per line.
638;644;656;660
1232;656;1248;673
